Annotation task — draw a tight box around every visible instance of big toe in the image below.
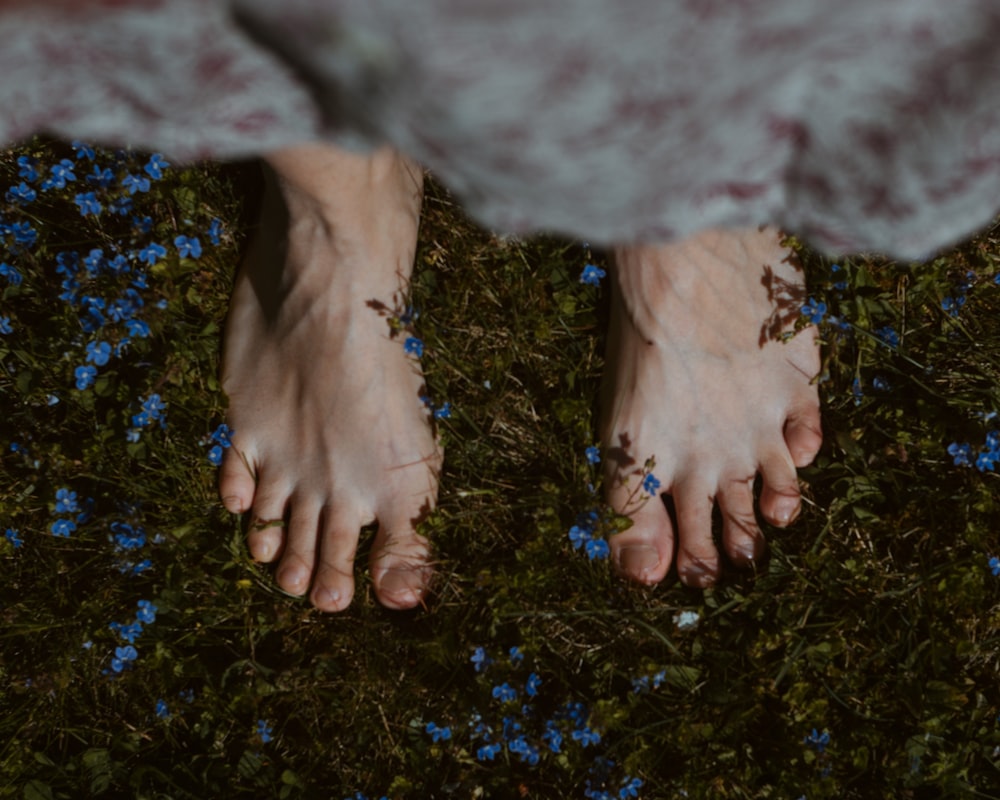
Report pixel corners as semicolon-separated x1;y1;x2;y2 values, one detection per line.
218;440;255;515
606;479;673;585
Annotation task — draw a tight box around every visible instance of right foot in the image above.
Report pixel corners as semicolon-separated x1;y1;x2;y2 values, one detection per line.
218;145;441;612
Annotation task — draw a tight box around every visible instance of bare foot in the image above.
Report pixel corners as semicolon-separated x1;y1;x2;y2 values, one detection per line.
218;144;441;611
601;227;822;588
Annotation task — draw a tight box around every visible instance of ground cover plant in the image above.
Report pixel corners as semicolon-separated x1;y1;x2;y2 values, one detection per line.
1;139;1000;799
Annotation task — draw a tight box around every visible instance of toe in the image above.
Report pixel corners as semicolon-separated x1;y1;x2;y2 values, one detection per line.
246;481;287;563
606;478;673;585
758;445;801;527
370;521;433;610
310;508;359;613
218;441;255;514
717;475;765;566
672;479;720;587
274;499;321;596
784;404;823;468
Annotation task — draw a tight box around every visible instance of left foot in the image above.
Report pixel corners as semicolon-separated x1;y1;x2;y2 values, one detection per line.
601;227;823;587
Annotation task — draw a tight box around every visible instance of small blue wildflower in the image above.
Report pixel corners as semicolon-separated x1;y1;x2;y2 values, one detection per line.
86;341;111;366
11;221;37;249
155;699;170;719
542;724;563;753
174;235;202;259
525;672;542;697
941;295;966;317
5;181;37;205
110;196;133;216
989;556;1000;577
947;442;972;467
207;445;224;466
256;720;274;743
471;646;492;672
642;472;661;496
618;777;643;799
142;394;166;420
17;155;38;181
0;262;23;286
568;524;590;550
492;683;518;703
129;559;153;576
122;173;151;195
138;242;167;265
135;215;154;234
987;430;1000;450
874;326;899;348
433;402;452;420
51;518;76;538
4;528;22;548
572;727;601;747
804;728;830;753
585;445;601;464
44;159;76;190
87;165;115;188
424;722;451;743
55;488;79;514
0;317;12;335
872;376;890;392
111;645;138;673
71;141;95;161
976;452;995;473
126;319;151;338
404;336;424;357
136;600;157;624
852;377;863;406
74;191;102;216
580;263;606;286
477;742;502;761
207;217;224;246
585;537;610;560
144;153;169;179
801;298;827;324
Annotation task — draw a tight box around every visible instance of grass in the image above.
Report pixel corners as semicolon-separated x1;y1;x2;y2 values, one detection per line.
1;139;1000;799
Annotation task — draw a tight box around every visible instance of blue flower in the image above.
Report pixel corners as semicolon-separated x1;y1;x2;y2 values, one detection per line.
433;402;452;420
4;528;23;548
209;424;234;448
585;446;601;464
207;217;224;246
568;524;590;550
942;295;966;317
947;442;972;467
87;165;115;188
492;682;518;702
542;723;563;753
111;645;138;673
642;473;661;496
404;336;424;357
122;173;151;195
804;728;830;753
471;646;492;672
0;317;12;335
256;719;274;743
51;518;76;538
74;365;97;390
207;445;224;466
55;488;79;514
618;777;643;799
127;319;151;338
976;452;995;473
525;672;541;697
11;221;37;249
424;722;451;742
872;376;890;392
875;326;899;348
110;196;133;216
74;191;102;216
138;243;167;265
44;159;76;190
585;538;610;560
71;141;95;161
144;153;169;179
5;181;37;205
852;377;864;406
86;341;112;366
801;298;827;325
572;727;601;747
989;556;1000;577
580;263;606;286
155;699;170;719
476;743;502;761
17;155;38;181
136;600;158;624
174;235;202;259
83;249;105;276
0;262;23;286
142;394;166;420
129;559;153;576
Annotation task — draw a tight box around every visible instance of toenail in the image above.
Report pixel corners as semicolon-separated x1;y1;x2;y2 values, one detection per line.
314;587;342;609
377;566;426;602
253;537;278;562
679;566;715;588
277;567;308;594
773;498;800;525
618;545;661;583
222;495;244;513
